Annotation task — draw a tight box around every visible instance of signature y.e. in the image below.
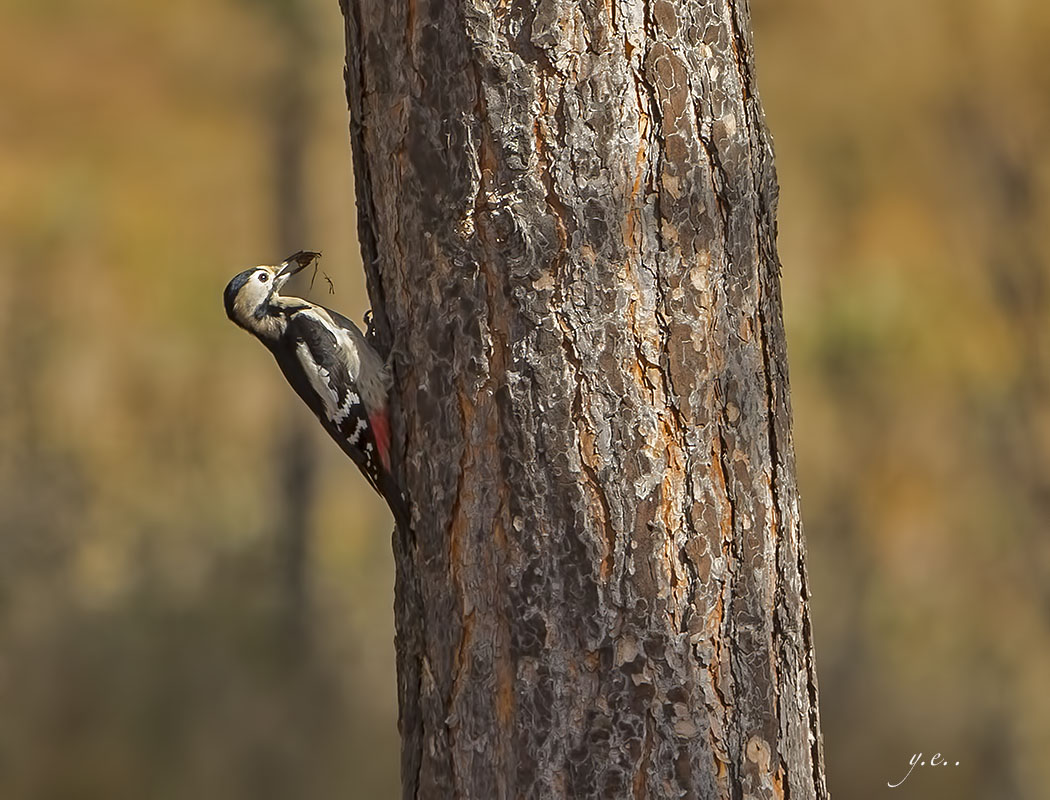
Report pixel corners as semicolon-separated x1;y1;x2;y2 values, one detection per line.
888;752;959;788
888;752;923;788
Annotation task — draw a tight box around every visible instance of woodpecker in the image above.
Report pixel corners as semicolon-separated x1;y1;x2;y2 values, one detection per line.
223;251;408;527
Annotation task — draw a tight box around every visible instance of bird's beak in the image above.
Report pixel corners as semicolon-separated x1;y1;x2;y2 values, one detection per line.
274;250;321;290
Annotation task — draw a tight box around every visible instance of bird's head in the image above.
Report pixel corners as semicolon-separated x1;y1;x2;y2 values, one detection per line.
223;251;321;335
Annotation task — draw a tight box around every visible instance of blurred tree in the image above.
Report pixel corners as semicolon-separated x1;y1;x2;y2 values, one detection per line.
258;0;320;648
340;1;827;798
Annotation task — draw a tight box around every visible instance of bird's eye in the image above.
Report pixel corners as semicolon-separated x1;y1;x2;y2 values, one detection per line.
257;272;269;283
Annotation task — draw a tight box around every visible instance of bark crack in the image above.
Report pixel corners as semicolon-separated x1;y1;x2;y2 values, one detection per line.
633;708;655;799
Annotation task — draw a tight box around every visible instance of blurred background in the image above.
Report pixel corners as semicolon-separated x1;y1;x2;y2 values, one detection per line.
0;0;1047;797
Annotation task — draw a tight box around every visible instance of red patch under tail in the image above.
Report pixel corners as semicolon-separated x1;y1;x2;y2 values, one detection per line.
369;410;391;473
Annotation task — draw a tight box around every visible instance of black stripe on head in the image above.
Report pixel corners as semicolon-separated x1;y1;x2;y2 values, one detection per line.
223;269;256;321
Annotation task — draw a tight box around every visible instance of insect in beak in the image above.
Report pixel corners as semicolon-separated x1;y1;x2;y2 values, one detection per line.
275;250;322;287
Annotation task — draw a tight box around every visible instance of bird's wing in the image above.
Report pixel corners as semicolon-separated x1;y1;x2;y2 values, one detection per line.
278;310;385;491
318;306;369;345
286;311;357;424
320;304;391;390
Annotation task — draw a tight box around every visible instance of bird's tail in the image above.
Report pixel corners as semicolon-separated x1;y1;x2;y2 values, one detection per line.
380;474;411;532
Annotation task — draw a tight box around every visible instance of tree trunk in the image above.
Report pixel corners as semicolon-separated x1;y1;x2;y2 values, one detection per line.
339;1;827;798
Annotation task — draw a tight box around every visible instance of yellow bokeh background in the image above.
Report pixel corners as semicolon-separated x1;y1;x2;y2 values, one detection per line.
1;0;1047;797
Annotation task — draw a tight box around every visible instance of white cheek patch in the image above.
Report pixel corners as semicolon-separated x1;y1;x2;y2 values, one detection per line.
235;292;257;321
235;279;272;320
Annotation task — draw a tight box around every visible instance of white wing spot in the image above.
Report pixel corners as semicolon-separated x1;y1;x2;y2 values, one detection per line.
346;417;367;445
333;390;361;424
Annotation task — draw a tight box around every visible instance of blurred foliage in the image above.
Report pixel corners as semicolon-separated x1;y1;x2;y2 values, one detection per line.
755;0;1050;797
0;0;1047;797
0;0;399;797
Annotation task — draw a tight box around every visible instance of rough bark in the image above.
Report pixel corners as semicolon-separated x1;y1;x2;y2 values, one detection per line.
339;1;827;798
